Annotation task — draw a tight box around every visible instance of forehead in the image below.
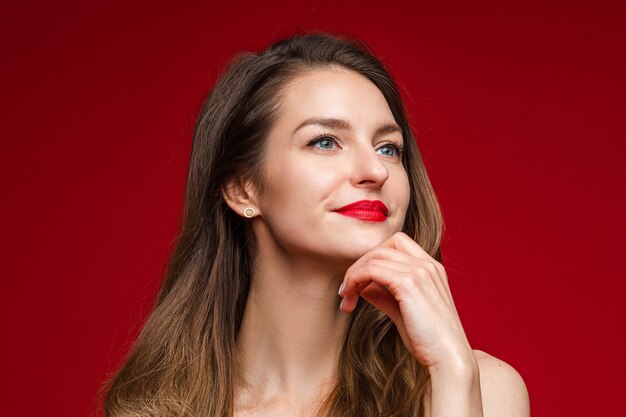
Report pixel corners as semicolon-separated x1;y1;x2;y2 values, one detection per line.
275;68;397;132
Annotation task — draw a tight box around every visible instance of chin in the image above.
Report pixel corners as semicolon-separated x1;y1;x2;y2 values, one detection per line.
334;232;390;259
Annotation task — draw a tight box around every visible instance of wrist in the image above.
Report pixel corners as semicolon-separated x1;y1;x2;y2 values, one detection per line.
428;348;479;380
426;350;484;417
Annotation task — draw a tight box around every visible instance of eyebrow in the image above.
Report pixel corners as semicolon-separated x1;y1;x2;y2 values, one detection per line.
293;117;404;137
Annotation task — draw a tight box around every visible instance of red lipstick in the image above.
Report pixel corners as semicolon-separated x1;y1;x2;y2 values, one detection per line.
333;200;388;222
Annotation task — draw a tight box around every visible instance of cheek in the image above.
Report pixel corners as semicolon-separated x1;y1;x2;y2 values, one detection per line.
258;158;343;253
401;173;411;208
392;168;411;228
262;158;341;218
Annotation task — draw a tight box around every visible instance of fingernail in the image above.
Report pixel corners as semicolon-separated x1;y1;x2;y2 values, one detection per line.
339;298;345;311
338;282;345;296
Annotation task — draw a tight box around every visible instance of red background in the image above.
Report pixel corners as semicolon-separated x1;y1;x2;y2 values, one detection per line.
2;1;625;416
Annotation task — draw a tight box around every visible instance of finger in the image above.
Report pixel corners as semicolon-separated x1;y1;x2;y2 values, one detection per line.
344;257;450;309
344;233;427;282
409;260;455;309
341;247;416;292
358;281;401;322
343;255;417;297
376;233;448;287
343;260;437;313
342;259;397;299
379;232;432;261
378;234;454;308
340;261;396;312
339;233;454;309
359;246;418;265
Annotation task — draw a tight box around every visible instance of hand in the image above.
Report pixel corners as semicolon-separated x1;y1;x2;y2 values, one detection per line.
338;232;475;372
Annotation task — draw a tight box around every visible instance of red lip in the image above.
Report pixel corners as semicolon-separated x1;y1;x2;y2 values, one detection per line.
333;200;389;222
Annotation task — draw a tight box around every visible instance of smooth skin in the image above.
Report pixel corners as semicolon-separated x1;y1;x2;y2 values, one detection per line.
222;67;530;417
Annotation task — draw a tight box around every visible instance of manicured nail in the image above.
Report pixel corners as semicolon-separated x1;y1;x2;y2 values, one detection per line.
338;282;345;296
339;298;345;311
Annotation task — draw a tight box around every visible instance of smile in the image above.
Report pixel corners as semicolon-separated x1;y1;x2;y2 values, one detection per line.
333;200;388;222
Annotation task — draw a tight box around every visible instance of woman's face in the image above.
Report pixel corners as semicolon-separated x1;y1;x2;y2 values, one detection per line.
254;68;411;262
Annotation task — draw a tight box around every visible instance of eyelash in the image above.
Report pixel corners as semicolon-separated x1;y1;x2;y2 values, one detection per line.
305;132;404;157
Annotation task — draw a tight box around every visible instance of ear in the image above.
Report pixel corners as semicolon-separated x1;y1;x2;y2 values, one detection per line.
221;176;261;218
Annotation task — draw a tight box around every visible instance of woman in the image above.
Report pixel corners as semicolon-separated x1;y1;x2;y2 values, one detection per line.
102;31;530;417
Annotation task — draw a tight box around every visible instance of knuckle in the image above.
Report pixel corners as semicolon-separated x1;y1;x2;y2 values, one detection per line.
423;261;438;275
440;269;449;282
414;265;431;278
344;269;355;282
370;248;388;258
364;256;377;266
433;259;444;269
362;261;379;275
432;261;448;281
394;231;409;241
402;273;420;291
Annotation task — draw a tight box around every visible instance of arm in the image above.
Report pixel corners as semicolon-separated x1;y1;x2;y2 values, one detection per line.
475;350;530;417
426;350;530;417
427;351;483;417
339;232;530;417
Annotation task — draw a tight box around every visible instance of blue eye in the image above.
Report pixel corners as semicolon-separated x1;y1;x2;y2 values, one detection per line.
307;135;338;150
376;143;403;157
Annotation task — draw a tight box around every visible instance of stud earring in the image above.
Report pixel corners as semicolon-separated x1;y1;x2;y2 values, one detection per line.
243;207;256;218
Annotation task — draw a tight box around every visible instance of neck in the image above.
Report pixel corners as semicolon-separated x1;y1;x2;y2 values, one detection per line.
234;232;353;411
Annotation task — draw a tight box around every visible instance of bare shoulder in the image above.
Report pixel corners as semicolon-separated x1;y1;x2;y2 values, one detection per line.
473;349;530;417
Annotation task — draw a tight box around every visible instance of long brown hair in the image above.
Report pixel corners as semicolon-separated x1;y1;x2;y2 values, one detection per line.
101;30;444;417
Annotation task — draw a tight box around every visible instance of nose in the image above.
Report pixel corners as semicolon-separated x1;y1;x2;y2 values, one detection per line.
349;144;390;188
